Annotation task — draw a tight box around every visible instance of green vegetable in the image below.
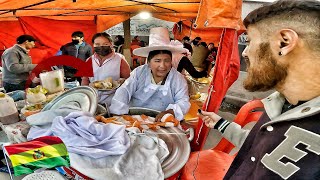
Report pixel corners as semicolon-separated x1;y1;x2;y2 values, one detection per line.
55;78;60;87
26;104;43;111
27;85;48;94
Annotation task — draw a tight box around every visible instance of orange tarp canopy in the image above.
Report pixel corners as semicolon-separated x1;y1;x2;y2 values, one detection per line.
0;0;200;22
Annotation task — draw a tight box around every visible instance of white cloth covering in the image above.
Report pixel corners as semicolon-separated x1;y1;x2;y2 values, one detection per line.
109;64;190;120
27;110;130;158
26;107;169;179
69;127;169;180
27;105;83;140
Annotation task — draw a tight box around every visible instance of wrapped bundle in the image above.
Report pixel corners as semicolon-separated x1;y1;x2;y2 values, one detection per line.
0;92;20;125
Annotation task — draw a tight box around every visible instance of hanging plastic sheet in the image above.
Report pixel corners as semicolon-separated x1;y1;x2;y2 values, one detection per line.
191;28;240;151
194;0;244;30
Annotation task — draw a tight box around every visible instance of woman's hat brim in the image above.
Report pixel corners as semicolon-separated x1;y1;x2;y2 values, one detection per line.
133;46;187;57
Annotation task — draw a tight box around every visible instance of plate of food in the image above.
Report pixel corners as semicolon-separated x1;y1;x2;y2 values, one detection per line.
89;77;120;91
21;103;44;117
191;77;211;84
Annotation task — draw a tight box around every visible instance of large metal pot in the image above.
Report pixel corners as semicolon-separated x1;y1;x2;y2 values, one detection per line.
128;107;192;178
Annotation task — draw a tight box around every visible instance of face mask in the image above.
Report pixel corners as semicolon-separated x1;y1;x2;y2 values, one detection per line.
72;39;80;45
94;46;113;56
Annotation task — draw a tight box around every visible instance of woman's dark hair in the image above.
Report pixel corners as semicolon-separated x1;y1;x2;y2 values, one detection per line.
114;35;124;46
92;32;113;44
200;42;207;47
182;36;190;41
147;50;172;62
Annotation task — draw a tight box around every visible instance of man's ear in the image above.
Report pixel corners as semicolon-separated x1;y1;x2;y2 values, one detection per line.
277;29;299;56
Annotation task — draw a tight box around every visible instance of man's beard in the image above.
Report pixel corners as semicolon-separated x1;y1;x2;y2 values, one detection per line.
243;43;288;92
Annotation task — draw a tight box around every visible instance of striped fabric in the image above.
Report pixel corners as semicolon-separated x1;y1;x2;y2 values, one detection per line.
4;136;70;176
214;118;230;133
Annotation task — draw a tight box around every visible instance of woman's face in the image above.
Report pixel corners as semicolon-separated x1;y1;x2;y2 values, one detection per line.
93;36;113;57
149;53;172;80
93;36;112;47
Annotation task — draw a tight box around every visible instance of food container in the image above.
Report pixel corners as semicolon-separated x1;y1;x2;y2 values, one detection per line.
0;93;20;125
40;69;64;94
128;107;192;178
26;85;48;104
41;86;98;115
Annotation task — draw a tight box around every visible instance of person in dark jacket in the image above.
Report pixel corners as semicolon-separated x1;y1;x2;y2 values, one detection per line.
199;0;320;179
60;31;93;81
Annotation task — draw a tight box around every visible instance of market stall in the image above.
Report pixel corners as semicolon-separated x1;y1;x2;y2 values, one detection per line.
0;0;243;179
1;82;193;179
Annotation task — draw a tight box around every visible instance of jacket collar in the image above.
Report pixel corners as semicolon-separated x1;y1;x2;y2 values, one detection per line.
261;92;320;128
15;44;28;54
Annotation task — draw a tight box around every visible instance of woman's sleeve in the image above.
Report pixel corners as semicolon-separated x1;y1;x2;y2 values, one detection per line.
120;57;131;79
109;70;138;115
166;74;190;120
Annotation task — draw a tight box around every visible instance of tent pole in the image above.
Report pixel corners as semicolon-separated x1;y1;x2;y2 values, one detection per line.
123;18;132;67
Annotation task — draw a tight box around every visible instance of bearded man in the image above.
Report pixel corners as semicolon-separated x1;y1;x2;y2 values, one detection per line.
199;0;320;179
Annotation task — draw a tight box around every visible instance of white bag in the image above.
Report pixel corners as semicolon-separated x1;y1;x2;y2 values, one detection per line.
0;94;19;125
40;69;64;94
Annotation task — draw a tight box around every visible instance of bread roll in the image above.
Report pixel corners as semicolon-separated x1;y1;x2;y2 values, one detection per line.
104;77;113;84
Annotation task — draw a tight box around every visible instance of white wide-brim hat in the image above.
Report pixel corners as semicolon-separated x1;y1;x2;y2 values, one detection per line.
133;27;187;57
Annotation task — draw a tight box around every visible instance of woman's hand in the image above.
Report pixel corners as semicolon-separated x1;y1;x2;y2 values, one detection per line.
155;109;175;122
116;78;126;85
198;110;222;128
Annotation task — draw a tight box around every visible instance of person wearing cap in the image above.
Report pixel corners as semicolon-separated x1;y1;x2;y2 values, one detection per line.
109;27;190;121
1;35;37;92
198;0;320;179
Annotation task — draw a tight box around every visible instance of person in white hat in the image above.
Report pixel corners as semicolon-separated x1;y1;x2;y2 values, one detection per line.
109;27;190;121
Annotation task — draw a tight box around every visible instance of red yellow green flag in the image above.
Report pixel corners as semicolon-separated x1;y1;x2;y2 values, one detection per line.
4;136;70;176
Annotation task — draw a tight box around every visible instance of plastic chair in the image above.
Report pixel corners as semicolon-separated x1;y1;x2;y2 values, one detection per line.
130;45;141;68
179;99;264;180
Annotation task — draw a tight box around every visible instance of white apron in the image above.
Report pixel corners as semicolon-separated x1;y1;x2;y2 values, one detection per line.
89;53;121;105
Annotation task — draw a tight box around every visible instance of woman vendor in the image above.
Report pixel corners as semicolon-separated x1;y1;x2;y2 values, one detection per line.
109;27;190;121
81;32;131;105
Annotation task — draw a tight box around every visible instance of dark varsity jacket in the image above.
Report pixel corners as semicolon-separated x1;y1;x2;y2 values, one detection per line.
219;92;320;179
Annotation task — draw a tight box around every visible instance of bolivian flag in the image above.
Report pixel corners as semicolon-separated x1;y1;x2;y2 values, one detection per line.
4;136;70;176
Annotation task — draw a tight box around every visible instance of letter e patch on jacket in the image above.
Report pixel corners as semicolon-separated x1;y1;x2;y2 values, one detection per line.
261;125;320;179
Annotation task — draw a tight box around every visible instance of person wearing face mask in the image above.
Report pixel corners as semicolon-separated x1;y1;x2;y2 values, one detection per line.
1;35;37;92
60;31;93;82
81;32;131;106
109;27;190;122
